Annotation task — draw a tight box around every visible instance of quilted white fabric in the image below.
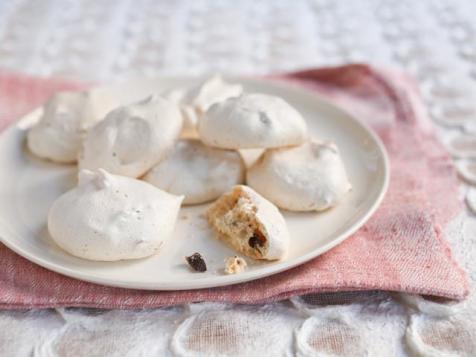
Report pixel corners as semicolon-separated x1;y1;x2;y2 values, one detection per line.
1;0;476;355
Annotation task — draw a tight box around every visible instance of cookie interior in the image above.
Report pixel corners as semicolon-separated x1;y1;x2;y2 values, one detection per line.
207;186;269;259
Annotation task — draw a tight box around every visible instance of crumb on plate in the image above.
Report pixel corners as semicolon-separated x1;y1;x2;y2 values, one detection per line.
224;256;247;274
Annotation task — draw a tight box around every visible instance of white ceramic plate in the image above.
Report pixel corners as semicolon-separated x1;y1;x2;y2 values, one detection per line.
0;77;389;290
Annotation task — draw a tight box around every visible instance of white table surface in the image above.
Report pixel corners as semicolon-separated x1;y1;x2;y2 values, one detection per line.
1;0;476;356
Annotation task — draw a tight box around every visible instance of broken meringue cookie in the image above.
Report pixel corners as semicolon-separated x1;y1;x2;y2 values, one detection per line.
48;169;183;261
27;89;118;163
206;185;289;260
247;140;352;212
198;93;308;149
163;75;243;137
79;94;183;178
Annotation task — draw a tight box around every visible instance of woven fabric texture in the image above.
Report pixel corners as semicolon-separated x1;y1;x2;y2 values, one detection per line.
0;65;469;309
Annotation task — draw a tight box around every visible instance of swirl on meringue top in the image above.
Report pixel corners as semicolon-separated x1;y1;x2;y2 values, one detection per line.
79;94;183;178
27;89;118;163
48;169;183;261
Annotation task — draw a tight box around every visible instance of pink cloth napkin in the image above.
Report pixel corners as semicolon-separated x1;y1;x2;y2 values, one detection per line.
0;65;469;309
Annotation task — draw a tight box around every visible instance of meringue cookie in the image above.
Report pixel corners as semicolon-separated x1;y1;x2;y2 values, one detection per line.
48;169;183;261
207;185;289;260
144;139;245;205
198;93;308;149
247;140;352;212
27;89;118;163
79;95;182;178
164;75;243;137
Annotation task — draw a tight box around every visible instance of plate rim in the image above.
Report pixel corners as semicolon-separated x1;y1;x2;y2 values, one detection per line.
0;76;390;290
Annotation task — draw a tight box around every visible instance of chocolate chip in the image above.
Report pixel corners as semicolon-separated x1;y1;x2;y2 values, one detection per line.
248;232;265;248
185;253;207;272
259;111;271;125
